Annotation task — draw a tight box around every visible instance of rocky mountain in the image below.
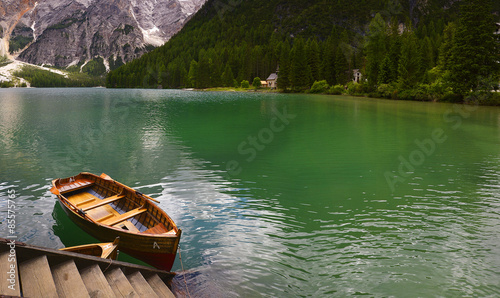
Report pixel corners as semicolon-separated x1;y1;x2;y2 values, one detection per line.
0;0;206;70
0;0;36;56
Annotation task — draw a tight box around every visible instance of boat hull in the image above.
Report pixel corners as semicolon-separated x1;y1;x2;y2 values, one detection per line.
52;172;181;272
59;200;180;271
59;237;120;259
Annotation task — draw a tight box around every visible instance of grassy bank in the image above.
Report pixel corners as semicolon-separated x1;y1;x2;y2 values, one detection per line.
203;87;280;93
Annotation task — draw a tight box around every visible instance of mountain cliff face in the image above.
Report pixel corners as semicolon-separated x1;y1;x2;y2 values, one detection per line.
0;0;36;56
0;0;206;69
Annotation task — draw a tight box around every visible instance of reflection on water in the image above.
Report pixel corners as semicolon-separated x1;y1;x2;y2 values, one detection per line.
1;89;500;296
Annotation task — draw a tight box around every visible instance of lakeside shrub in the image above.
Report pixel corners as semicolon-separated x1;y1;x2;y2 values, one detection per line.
413;84;432;101
347;82;368;95
483;93;500;106
310;80;329;93
252;77;261;88
346;82;357;95
241;80;250;89
328;84;345;95
377;84;396;99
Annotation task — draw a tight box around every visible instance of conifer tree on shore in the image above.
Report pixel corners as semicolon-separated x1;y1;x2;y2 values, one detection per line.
449;0;499;96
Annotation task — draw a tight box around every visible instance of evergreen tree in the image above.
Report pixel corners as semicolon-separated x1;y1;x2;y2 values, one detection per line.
277;41;291;90
365;13;388;88
387;38;401;83
398;30;420;89
321;36;337;85
419;36;435;82
158;63;167;87
209;50;222;87
437;22;456;71
307;38;321;82
449;0;499;96
378;55;392;85
221;63;235;87
385;17;402;83
250;46;264;80
187;60;198;88
196;51;211;88
334;46;349;85
291;38;312;90
237;42;252;82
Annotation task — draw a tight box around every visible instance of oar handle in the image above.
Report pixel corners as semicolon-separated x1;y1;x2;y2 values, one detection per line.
135;191;160;203
149;197;160;203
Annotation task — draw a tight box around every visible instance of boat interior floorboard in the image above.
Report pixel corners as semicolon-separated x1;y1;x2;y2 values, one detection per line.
68;192;99;207
89;205;121;222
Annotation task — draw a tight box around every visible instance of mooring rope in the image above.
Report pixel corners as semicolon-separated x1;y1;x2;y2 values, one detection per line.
178;245;191;298
103;258;113;273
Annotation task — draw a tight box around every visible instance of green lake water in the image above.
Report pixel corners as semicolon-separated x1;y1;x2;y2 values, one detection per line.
1;88;500;297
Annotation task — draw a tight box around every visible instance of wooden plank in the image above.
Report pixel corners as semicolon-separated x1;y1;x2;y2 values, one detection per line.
19;255;58;298
51;260;90;298
82;195;125;212
127;271;159;298
115;221;140;233
68;192;99;206
88;204;121;222
76;197;97;207
104;268;139;298
0;238;175;280
0;238;175;278
146;274;175;298
80;264;116;298
0;250;20;296
60;180;94;193
143;223;169;235
101;208;147;226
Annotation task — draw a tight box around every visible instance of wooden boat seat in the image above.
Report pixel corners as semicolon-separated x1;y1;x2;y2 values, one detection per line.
100;207;147;227
59;179;94;194
81;194;126;212
115;221;140;233
143;223;169;235
143;224;177;235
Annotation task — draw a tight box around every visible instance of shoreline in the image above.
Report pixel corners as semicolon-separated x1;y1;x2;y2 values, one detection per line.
2;83;499;107
196;86;500;107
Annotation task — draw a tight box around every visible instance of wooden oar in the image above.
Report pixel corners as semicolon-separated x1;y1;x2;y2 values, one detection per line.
60;196;99;224
106;174;160;204
135;191;160;203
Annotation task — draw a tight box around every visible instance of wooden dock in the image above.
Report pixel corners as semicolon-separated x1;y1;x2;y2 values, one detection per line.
0;238;175;297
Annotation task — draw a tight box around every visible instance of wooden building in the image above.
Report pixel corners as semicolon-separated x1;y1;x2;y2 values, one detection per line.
266;73;278;89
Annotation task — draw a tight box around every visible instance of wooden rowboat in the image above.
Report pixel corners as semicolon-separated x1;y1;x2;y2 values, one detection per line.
59;237;120;260
50;172;181;271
